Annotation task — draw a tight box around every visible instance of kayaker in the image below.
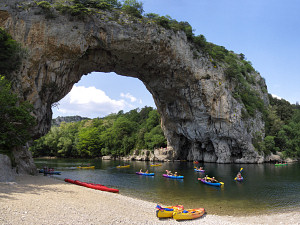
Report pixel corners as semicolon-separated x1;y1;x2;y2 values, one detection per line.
174;172;178;176
166;170;173;176
204;175;210;182
211;177;218;183
199;167;203;170
236;172;242;179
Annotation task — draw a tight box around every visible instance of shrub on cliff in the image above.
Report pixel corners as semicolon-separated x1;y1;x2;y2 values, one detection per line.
0;28;24;78
122;0;144;18
0;76;36;154
0;29;36;161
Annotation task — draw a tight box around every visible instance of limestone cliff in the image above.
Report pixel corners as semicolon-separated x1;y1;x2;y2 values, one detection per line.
0;0;268;174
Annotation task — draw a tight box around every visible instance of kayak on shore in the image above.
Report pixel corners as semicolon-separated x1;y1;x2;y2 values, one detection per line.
64;178;119;193
173;207;205;220
136;172;155;176
156;204;184;218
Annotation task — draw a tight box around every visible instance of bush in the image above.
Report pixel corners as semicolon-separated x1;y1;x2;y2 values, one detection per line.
122;0;144;18
0;76;36;153
0;28;24;77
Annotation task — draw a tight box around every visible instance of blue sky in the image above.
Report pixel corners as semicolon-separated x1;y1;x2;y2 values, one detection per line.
52;0;300;119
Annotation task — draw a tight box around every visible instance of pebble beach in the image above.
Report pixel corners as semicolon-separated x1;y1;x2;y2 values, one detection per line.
0;174;299;225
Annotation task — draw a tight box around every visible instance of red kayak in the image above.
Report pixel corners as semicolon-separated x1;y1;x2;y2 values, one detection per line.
64;178;119;193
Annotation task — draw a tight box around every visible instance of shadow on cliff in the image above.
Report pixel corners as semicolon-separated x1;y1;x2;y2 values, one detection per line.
0;174;70;201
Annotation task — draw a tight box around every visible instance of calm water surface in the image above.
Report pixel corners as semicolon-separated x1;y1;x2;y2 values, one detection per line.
34;159;300;216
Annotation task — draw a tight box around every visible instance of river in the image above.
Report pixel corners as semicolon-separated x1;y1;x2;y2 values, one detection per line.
34;158;300;216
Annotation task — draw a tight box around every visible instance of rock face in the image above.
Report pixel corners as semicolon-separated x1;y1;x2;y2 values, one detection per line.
0;0;268;173
0;154;16;182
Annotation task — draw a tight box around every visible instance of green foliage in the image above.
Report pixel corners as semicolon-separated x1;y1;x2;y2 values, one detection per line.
145;14;193;39
30;107;166;158
36;1;56;19
37;1;51;9
261;95;300;158
0;28;24;78
268;94;294;123
0;29;35;160
0;76;36;154
54;2;92;19
264;105;284;136
122;0;144;18
72;0;122;9
274;110;300;158
144;125;167;149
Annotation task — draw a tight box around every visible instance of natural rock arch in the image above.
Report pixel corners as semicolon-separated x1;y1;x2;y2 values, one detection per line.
0;1;267;174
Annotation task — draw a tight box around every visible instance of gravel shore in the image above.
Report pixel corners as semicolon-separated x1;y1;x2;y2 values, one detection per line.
0;174;299;225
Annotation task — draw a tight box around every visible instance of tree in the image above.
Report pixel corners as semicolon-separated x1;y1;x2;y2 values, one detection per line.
0;76;36;154
30;107;167;158
77;126;103;157
0;28;24;78
144;125;167;149
122;0;144;18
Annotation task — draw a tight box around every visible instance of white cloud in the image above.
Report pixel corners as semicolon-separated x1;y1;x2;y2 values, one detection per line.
55;85;128;118
120;92;137;102
271;94;282;100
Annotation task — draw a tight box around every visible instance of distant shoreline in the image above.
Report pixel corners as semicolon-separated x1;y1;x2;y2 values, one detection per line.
1;174;300;224
34;156;298;164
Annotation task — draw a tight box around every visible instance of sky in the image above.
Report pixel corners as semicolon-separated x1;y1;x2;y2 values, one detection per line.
52;0;300;119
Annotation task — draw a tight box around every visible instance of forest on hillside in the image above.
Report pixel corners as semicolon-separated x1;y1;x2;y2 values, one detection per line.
30;107;167;158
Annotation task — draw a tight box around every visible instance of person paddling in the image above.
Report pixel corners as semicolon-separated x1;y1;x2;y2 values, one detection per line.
166;170;173;176
210;177;219;183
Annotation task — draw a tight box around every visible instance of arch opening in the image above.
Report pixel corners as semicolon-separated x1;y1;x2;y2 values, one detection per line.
52;71;156;119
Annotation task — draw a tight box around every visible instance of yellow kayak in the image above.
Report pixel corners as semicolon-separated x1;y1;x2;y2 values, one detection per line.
173;208;205;220
77;166;95;169
150;164;162;167
116;165;130;168
156;205;184;218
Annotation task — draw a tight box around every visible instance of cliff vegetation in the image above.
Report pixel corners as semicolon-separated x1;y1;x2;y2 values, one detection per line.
0;28;36;162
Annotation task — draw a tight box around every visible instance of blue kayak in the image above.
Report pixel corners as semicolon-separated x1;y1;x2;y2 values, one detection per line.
199;178;222;187
39;169;61;175
194;169;205;172
235;176;244;181
136;172;155;176
44;171;61;175
163;174;184;179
